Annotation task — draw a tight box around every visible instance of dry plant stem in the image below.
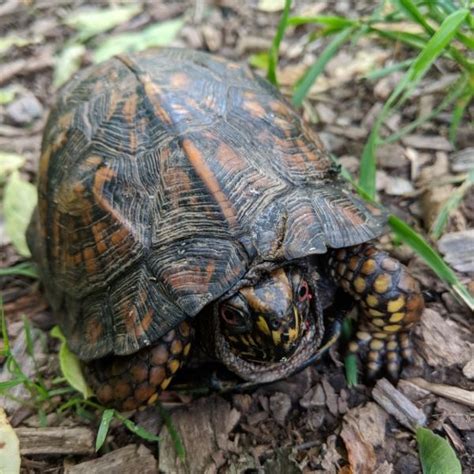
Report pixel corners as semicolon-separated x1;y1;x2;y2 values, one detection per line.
408;377;474;408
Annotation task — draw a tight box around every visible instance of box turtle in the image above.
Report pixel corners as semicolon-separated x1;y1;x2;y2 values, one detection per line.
27;48;424;411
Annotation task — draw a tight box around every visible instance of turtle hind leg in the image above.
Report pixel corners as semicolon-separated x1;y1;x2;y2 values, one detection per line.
85;321;193;411
327;243;424;380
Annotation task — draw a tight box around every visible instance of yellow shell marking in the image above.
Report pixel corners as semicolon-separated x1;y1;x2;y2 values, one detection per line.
160;377;172;390
389;312;405;323
370;339;384;350
147;393;159;405
366;295;379;307
373;274;391;294
387;341;398;351
256;316;271;336
369;309;384;317
183;343;192;357
361;259;376;275
387;296;405;313
353;277;366;293
167;359;180;374
384;324;402;333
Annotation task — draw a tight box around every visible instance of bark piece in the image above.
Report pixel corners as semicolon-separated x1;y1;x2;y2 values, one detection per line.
450;147;474;173
64;444;156;474
372;378;426;431
16;427;94;455
300;384;326;409
415;308;473;367
159;396;240;474
269;392;292;426
408;378;474;408
438;230;474;273
402;135;452;151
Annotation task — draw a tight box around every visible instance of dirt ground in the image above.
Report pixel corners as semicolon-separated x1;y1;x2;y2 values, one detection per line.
0;1;473;473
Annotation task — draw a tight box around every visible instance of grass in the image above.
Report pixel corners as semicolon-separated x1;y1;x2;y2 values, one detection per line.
265;0;470;470
0;301;177;453
264;0;473;311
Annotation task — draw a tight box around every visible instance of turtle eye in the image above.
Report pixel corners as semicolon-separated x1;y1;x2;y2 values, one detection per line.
298;280;310;302
221;306;243;326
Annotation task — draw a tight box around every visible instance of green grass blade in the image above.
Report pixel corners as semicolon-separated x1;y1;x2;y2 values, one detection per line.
158;403;186;460
416;427;461;474
113;411;161;443
0;262;38;278
267;0;292;86
396;0;435;35
292;26;355;107
449;85;473;144
287;15;356;28
388;215;474;310
358;123;381;200
369;28;429;49
360;9;468;199
431;170;474;240
399;8;469;103
365;58;414;80
382;75;468;144
0;298;9;355
0;379;24;392
95;409;115;451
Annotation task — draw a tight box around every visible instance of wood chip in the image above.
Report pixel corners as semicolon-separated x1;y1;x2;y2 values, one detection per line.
300;383;326;409
407;378;474;408
322;378;338;416
0;49;54;86
415;308;473;367
450;147;474;173
159;396;240;474
401;135;453;151
463;359;474;380
16;427;94;455
372;378;427;431
269;392;292;426
438;230;474;273
64;444;156;474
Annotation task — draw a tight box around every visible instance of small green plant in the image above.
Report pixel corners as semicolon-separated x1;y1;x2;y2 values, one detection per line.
262;0;473;311
0;304;180;454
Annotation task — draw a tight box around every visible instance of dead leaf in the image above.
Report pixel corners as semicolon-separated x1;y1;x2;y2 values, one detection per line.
340;421;377;474
0;408;20;474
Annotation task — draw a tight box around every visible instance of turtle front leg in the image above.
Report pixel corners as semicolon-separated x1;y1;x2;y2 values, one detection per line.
85;321;193;411
327;244;424;380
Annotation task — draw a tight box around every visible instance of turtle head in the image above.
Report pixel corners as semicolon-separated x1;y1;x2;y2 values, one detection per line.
218;267;312;362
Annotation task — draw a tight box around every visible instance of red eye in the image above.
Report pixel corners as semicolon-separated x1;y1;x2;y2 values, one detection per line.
298;281;310;301
221;306;242;326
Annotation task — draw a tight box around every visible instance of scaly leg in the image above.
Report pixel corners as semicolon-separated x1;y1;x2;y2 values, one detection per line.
327;244;424;379
85;321;193;411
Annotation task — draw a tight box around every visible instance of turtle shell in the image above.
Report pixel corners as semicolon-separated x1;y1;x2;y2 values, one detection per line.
28;48;385;361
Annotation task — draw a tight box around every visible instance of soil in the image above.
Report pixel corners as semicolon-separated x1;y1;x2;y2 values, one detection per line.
0;1;472;473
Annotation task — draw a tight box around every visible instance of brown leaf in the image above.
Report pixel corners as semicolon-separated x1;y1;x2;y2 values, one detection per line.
340;422;377;474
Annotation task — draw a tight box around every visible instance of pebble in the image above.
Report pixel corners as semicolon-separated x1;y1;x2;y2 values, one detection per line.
6;94;43;125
